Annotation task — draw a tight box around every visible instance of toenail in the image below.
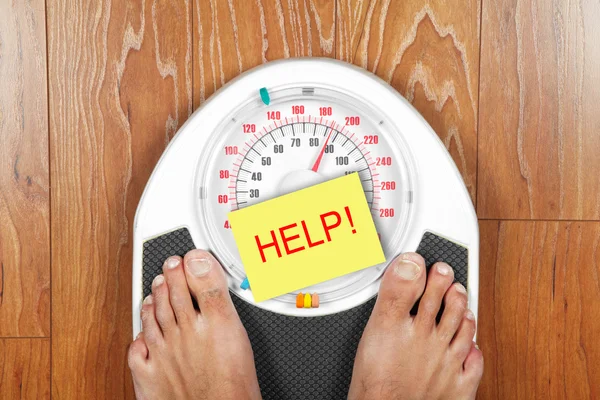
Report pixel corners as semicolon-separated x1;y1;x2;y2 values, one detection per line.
466;310;475;320
436;263;451;275
186;257;212;277
165;256;180;269
393;259;421;280
143;295;153;305
153;275;165;287
455;284;467;294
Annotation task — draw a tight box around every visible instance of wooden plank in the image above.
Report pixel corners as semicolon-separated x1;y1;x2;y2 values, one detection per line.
478;220;600;399
336;0;480;203
0;0;50;337
0;339;50;399
193;0;335;106
47;0;192;397
478;0;600;219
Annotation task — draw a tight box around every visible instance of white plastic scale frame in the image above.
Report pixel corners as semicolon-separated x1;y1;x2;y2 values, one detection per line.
132;58;479;336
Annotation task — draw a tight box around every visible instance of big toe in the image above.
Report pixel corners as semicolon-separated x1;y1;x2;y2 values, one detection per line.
183;249;237;321
371;252;426;324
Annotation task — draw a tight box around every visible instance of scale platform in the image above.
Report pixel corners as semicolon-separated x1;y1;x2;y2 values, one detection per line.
133;58;478;399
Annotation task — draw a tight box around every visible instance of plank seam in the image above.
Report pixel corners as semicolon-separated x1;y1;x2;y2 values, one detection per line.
0;337;51;340
0;262;4;305
475;0;483;214
43;0;52;397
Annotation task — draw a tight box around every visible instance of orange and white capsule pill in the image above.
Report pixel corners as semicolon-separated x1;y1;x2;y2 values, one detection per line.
303;293;312;308
311;293;320;308
296;293;304;308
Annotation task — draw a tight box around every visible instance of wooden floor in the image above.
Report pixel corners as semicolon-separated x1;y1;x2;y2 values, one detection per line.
1;0;598;398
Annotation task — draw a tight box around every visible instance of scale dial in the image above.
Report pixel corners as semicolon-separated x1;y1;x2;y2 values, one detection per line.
196;86;415;314
233;121;377;208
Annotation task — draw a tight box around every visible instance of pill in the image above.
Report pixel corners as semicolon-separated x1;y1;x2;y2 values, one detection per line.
240;277;250;290
304;293;312;308
296;293;304;308
311;293;320;308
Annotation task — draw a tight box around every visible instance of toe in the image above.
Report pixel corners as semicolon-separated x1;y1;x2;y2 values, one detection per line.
141;295;163;348
463;342;484;382
183;249;237;321
414;262;455;331
372;253;426;323
151;274;177;334
128;332;149;370
437;283;468;342
450;309;477;361
162;256;196;326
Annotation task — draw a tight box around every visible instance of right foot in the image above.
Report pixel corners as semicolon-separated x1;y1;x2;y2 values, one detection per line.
348;253;483;399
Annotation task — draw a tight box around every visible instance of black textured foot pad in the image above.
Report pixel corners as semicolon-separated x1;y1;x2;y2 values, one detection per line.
416;231;468;288
141;228;468;399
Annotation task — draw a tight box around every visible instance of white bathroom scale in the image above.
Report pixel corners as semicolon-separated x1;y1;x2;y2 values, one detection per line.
133;58;479;399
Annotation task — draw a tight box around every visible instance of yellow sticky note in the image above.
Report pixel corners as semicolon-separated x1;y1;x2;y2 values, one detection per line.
228;173;385;302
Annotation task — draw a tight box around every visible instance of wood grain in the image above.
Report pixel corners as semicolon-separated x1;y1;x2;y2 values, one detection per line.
0;0;50;337
336;0;480;203
193;0;335;106
0;339;50;399
478;220;600;399
478;0;600;219
47;0;192;397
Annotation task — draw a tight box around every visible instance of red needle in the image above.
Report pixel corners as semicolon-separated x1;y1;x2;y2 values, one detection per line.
310;129;334;172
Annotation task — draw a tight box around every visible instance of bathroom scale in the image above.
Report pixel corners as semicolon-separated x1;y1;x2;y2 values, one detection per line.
133;58;478;399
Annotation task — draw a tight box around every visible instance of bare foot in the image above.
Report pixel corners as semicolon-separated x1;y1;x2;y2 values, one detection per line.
128;249;262;400
348;253;483;400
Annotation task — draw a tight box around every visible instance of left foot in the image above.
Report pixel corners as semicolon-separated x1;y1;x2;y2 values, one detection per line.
128;249;262;399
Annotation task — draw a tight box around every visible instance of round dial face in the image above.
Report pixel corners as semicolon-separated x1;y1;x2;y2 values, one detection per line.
196;86;414;310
